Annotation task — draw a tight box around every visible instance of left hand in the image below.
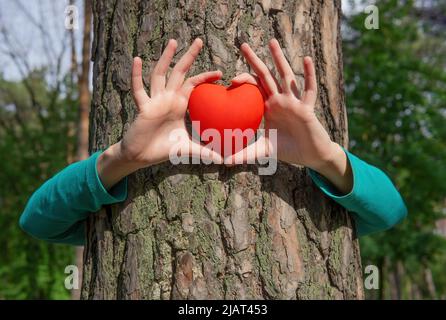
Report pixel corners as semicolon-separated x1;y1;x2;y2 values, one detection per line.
119;38;223;168
97;38;223;190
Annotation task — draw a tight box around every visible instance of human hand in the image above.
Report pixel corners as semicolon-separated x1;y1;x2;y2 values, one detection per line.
226;39;352;194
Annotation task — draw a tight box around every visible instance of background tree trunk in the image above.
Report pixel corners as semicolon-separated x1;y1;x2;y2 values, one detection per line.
82;0;364;299
71;0;93;300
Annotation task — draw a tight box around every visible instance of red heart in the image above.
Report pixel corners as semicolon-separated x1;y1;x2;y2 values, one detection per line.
188;83;265;157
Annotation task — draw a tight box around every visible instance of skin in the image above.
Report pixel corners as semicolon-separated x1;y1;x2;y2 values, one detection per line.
226;39;353;194
97;38;353;195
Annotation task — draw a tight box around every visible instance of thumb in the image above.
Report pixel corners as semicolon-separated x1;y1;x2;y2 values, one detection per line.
229;73;266;98
224;136;270;166
229;73;260;86
187;140;223;165
182;70;223;97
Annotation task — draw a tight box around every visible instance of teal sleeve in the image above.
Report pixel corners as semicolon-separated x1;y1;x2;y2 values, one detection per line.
309;150;407;236
19;151;128;245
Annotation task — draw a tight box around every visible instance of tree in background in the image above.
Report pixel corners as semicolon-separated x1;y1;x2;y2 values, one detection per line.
0;71;76;299
344;0;446;299
67;0;93;301
82;0;364;299
0;0;86;299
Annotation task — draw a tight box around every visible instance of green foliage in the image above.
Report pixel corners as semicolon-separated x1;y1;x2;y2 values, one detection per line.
0;71;78;299
344;0;446;299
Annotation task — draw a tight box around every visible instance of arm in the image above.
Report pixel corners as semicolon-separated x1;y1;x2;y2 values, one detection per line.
228;39;407;235
19;152;128;245
309;149;407;236
19;38;222;245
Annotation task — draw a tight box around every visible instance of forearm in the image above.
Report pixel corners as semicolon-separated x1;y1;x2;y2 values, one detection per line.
309;142;353;195
20;151;128;245
96;142;142;190
309;150;407;236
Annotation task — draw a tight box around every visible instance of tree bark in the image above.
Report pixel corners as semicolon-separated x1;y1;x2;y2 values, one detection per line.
82;0;364;300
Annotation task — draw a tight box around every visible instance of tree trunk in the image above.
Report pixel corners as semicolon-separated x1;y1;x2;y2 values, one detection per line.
82;0;364;300
424;267;437;299
77;0;93;162
72;0;93;300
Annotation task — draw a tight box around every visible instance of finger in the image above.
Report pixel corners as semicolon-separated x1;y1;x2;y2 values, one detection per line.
188;140;223;165
268;39;296;94
150;39;178;96
230;73;260;86
181;70;222;97
229;73;267;99
131;57;150;110
302;56;318;105
167;38;203;90
224;136;269;165
240;43;280;95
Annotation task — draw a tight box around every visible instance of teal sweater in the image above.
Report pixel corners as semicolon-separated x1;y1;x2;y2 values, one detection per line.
19;150;407;246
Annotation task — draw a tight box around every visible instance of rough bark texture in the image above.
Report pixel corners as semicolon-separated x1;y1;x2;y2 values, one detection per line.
82;0;364;300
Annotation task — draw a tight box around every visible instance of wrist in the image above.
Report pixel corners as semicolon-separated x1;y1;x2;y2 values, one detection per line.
310;142;353;195
97;142;142;190
311;142;344;173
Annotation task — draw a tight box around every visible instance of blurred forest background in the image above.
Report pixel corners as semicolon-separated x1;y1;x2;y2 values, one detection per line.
0;0;445;299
